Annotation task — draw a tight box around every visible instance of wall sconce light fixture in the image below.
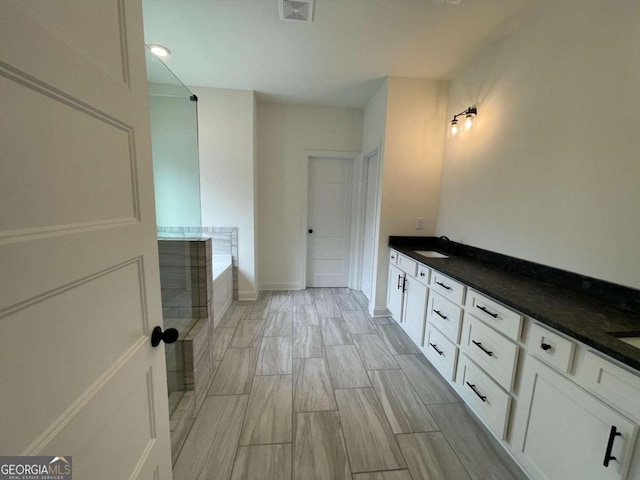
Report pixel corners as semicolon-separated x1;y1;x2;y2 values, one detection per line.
449;106;477;137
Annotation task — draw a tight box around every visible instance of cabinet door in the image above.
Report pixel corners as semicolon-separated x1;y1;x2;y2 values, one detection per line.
512;357;638;480
401;275;428;347
387;264;405;323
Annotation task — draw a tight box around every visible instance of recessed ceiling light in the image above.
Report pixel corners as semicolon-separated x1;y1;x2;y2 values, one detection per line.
148;44;171;58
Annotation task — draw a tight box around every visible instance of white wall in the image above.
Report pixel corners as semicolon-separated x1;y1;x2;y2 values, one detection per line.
368;78;449;314
192;87;258;299
437;1;640;289
148;94;201;228
257;103;363;289
362;79;388;156
361;81;388;314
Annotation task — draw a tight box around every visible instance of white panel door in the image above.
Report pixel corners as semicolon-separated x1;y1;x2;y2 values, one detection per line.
307;157;354;287
359;152;379;301
0;1;172;478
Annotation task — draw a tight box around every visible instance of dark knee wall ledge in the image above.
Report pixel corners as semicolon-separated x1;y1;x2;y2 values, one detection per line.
389;236;640;371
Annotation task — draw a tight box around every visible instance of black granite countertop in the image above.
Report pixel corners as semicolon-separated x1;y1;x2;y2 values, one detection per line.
389;237;640;372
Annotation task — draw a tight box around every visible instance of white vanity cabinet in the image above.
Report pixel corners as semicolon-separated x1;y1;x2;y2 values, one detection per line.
386;245;640;480
402;274;430;347
387;262;405;322
455;296;520;440
386;249;430;347
512;356;639;480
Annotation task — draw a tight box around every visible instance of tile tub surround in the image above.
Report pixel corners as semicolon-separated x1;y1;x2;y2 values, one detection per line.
212;256;233;329
389;236;640;371
158;226;239;300
159;237;213;319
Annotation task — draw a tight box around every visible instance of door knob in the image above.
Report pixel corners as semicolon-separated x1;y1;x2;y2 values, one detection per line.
151;326;179;347
308;229;313;234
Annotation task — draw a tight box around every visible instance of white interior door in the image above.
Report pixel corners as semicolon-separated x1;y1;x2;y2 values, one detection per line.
359;152;379;301
307;157;354;287
0;1;172;478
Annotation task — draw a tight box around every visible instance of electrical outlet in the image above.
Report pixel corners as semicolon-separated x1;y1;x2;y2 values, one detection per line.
416;218;424;230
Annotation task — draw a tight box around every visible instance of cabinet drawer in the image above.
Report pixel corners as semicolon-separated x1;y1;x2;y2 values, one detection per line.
580;351;640;421
461;314;519;391
430;270;465;305
389;249;399;265
466;290;523;341
529;322;575;374
456;354;511;440
426;292;462;344
397;253;417;276
424;324;458;382
415;264;431;286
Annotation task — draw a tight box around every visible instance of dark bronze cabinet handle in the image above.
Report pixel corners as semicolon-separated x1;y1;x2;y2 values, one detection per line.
402;277;407;292
472;340;493;357
603;426;622;467
541;342;552;351
436;281;452;290
397;274;403;290
420;271;426;277
429;343;443;355
434;309;448;320
476;305;498;318
466;382;487;402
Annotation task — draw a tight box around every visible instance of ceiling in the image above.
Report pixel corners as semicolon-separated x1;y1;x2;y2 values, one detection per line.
142;0;529;107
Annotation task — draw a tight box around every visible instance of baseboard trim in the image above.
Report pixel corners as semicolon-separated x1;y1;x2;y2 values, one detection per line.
238;289;259;301
373;306;390;317
259;283;304;291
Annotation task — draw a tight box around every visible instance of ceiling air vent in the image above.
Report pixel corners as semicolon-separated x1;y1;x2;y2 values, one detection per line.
279;0;314;22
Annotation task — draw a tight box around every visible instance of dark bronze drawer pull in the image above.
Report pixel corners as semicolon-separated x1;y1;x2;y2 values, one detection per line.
476;305;498;318
466;382;487;402
429;343;444;356
434;309;448;320
541;342;552;351
472;340;493;357
436;281;452;290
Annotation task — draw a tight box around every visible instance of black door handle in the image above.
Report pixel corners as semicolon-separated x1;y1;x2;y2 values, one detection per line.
151;326;179;347
308;229;313;234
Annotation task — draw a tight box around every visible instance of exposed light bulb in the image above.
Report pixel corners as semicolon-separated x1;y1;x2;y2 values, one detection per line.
149;44;171;58
450;120;459;137
464;114;474;130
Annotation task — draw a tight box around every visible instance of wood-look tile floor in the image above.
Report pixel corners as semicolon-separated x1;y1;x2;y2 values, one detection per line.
173;289;527;480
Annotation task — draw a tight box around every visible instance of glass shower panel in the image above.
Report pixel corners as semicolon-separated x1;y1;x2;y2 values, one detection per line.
145;47;202;234
145;47;202;416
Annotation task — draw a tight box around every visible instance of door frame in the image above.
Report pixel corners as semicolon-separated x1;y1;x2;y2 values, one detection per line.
301;150;361;289
357;149;382;304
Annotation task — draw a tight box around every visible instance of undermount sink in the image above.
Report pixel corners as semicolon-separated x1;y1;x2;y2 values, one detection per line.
413;250;450;259
610;332;640;349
